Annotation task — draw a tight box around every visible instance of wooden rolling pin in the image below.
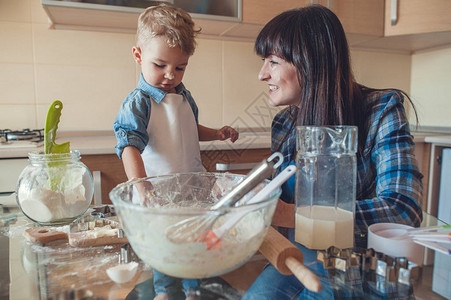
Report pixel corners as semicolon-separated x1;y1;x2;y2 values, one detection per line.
259;226;322;293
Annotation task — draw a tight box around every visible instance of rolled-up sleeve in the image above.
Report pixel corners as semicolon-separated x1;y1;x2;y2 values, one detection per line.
113;92;151;159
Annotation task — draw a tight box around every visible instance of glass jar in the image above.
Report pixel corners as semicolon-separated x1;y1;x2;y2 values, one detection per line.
295;126;357;250
16;150;93;226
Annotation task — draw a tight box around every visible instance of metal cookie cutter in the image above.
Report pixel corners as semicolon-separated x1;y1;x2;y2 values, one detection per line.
90;205;116;218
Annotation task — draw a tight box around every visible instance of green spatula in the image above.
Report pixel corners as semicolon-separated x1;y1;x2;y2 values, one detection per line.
44;100;70;190
45;100;70;154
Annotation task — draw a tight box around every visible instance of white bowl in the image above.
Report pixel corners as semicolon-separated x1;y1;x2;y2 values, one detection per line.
106;262;139;284
368;223;424;265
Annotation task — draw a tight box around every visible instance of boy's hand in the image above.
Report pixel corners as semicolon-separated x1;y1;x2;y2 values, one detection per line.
216;126;239;143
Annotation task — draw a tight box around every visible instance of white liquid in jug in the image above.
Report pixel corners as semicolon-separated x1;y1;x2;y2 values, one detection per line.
295;205;354;250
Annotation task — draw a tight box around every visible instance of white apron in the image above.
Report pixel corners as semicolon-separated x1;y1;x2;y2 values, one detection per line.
141;93;205;176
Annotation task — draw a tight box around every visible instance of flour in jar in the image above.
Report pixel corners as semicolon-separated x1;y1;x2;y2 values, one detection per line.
17;166;88;222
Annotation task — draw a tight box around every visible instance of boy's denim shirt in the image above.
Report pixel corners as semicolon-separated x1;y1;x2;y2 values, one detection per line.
113;74;199;159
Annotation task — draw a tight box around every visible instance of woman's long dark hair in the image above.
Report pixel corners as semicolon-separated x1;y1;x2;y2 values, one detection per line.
255;5;417;153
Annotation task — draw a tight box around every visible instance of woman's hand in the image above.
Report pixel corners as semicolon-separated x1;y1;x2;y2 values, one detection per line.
216;126;239;143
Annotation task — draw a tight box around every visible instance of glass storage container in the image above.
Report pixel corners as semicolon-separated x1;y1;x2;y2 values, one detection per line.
295;126;357;250
16;151;93;226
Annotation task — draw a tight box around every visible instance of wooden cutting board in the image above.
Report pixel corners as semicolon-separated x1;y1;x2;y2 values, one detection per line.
24;225;128;247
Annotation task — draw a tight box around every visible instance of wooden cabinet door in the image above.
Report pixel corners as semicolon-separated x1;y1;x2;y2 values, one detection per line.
332;0;384;36
242;0;312;25
385;0;451;36
81;150;272;204
201;148;272;174
243;0;384;37
81;154;127;205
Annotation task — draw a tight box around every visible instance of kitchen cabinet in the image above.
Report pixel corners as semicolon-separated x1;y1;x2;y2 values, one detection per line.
42;0;384;38
242;0;311;25
80;148;272;204
413;138;431;212
360;0;451;52
240;0;451;52
332;0;384;37
81;154;127;205
40;0;451;52
201;148;271;174
384;0;451;36
422;136;451;218
41;3;139;33
40;0;241;35
242;0;384;37
413;134;451;219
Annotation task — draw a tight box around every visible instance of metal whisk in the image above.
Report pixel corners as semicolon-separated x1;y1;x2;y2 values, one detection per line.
165;152;283;244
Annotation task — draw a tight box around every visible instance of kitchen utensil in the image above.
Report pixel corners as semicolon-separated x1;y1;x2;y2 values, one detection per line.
23;215;128;247
106;242;139;283
409;232;451;242
412;240;451;256
367;223;424;265
259;226;322;293
203;165;296;250
408;224;451;233
295;126;357;250
109;172;281;278
44;100;71;192
106;261;139;284
408;225;451;255
165;152;283;244
44;100;70;154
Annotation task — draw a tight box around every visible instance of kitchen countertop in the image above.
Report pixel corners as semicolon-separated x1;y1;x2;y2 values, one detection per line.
0;209;267;299
0;131;272;159
1;130;450;159
412;132;448;143
0;209;448;300
424;134;451;145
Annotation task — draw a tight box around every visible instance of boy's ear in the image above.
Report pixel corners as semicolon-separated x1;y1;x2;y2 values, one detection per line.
132;47;142;64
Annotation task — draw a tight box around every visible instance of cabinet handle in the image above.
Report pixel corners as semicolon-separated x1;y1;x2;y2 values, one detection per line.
310;0;332;8
436;155;442;165
216;162;260;171
391;0;398;26
93;170;102;205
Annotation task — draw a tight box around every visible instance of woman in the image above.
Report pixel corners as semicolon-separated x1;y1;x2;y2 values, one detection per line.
243;5;423;299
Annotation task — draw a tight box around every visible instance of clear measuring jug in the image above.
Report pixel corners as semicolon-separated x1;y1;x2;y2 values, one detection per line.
294;126;357;250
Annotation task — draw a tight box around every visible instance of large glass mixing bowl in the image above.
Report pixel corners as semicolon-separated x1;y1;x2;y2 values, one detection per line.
109;172;280;279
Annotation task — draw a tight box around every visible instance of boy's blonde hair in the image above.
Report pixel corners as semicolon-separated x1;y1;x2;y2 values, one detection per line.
136;5;200;56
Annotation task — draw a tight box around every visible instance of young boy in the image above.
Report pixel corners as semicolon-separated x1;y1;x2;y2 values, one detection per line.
113;5;239;300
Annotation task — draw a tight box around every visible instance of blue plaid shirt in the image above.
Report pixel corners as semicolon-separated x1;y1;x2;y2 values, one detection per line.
271;90;423;244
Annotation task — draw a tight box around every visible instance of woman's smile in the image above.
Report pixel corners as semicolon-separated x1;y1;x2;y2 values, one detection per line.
258;55;301;107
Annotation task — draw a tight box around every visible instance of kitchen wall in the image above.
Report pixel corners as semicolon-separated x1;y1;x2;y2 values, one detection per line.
1;0;448;133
